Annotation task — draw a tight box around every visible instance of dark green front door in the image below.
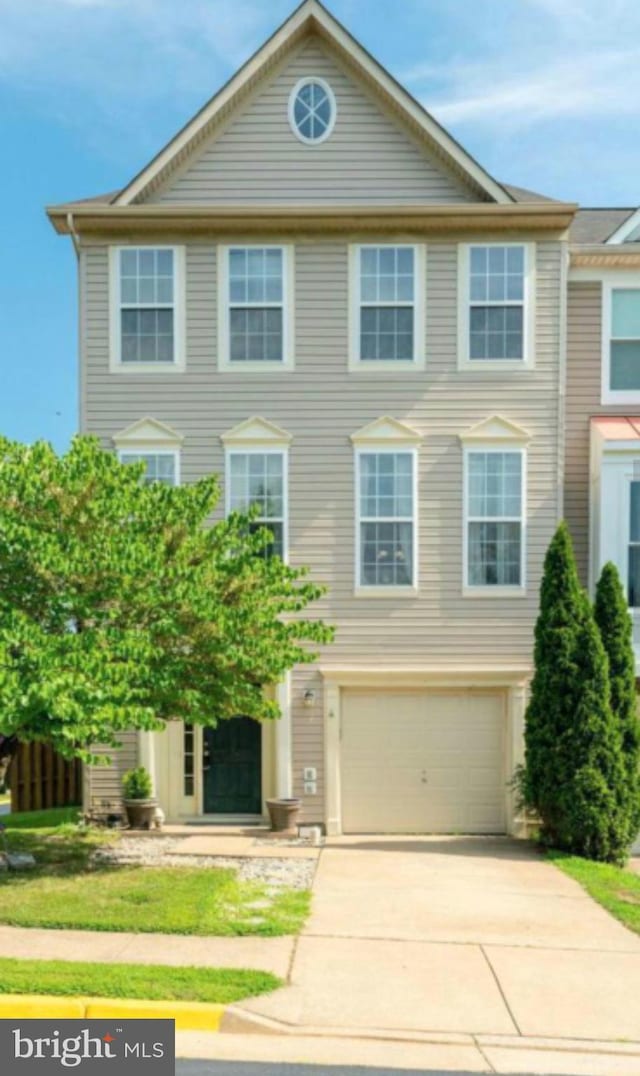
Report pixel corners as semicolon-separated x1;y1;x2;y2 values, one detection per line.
203;717;262;815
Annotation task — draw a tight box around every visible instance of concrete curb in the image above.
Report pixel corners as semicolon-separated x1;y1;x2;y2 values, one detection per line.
0;995;225;1031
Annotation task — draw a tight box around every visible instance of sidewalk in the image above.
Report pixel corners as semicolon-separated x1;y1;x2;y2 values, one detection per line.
0;924;293;978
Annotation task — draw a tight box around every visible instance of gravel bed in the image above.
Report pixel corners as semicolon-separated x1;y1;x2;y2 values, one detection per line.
92;836;315;889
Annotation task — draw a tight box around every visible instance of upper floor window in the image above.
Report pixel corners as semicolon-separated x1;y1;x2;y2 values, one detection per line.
458;244;534;369
218;247;294;371
465;449;525;590
350;245;425;370
604;287;640;401
226;450;287;559
109;247;185;372
119;451;178;486
356;450;416;590
289;78;336;144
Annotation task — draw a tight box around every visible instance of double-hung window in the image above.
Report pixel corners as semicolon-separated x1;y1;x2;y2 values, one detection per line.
459;244;533;368
219;246;293;369
465;450;525;589
110;247;185;371
119;451;178;486
227;450;287;559
603;283;640;402
357;450;416;588
350;245;425;369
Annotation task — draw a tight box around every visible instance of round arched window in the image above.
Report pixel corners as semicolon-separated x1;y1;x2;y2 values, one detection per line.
289;78;336;144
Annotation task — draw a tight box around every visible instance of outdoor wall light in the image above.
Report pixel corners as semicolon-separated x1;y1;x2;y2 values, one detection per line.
303;689;315;708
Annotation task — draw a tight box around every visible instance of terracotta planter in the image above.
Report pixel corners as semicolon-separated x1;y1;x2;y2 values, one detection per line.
266;798;302;835
124;798;158;830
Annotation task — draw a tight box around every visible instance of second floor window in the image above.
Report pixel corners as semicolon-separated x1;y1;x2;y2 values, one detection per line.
119;451;178;486
609;289;640;393
357;450;416;588
227;451;286;559
221;247;292;368
112;247;185;369
462;244;531;367
465;450;524;588
355;246;418;364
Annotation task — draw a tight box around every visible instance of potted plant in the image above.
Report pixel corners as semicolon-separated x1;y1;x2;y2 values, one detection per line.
266;797;302;835
122;767;157;830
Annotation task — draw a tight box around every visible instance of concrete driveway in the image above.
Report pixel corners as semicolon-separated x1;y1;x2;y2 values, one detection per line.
242;836;640;1047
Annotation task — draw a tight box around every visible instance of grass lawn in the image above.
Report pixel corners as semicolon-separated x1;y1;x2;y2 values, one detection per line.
0;808;310;937
550;851;640;936
0;957;280;1003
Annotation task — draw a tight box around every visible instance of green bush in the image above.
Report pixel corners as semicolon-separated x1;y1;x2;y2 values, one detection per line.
594;562;640;845
524;523;630;863
122;767;153;801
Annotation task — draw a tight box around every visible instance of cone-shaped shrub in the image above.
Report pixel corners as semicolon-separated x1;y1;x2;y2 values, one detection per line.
524;523;630;862
594;562;640;844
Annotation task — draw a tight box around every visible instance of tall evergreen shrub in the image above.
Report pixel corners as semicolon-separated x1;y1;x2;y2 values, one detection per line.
524;523;629;862
594;562;640;844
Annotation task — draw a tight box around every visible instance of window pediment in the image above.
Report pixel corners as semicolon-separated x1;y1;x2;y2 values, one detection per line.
112;417;184;447
220;416;292;446
350;417;421;445
459;415;530;445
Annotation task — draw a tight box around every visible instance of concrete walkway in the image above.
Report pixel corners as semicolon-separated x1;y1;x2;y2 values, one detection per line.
241;836;640;1046
0;924;293;978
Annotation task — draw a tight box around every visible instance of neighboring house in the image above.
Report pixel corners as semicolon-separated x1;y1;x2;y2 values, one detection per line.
46;0;637;838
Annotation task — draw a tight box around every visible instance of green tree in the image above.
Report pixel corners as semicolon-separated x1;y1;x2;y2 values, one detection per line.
0;436;332;770
594;562;640;843
524;522;629;863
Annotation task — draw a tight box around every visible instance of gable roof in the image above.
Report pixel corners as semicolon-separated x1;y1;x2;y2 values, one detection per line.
570;208;637;245
112;0;512;207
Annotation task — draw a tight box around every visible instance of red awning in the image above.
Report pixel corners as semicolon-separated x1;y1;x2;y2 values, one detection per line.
591;416;640;440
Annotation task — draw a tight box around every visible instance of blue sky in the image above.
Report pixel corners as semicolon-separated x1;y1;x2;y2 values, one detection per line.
0;0;638;449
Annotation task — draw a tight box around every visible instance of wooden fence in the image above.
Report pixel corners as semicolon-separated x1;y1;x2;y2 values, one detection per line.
10;742;83;814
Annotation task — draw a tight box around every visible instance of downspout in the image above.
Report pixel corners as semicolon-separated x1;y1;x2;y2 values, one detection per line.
556;238;569;525
66;212;80;257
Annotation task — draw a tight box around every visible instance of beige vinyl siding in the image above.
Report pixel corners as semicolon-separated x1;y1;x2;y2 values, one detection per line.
82;238;563;822
85;732;138;812
149;36;478;206
564;281;640;587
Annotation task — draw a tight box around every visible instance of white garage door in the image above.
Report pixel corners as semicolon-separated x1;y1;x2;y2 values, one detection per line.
341;690;506;834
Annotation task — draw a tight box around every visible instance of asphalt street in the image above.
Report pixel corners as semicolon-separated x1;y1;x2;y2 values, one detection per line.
176;1063;524;1076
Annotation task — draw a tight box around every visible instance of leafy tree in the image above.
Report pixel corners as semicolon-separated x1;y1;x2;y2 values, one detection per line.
524;522;629;863
594;562;640;843
0;436;332;770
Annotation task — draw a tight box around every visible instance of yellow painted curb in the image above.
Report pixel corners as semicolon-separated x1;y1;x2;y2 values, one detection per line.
0;995;85;1018
84;998;225;1030
0;995;225;1030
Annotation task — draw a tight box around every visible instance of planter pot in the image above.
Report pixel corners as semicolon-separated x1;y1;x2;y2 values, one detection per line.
266;798;302;835
124;798;158;830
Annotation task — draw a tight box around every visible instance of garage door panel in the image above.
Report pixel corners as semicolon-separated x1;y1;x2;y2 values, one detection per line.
341;690;505;835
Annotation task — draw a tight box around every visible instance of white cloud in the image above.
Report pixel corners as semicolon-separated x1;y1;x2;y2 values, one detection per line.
430;49;640;126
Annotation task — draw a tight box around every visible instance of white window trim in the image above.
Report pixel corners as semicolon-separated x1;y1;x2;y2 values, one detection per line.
288;76;337;146
600;272;640;404
354;444;419;597
217;244;295;372
224;445;289;563
109;245;186;374
457;242;535;371
462;443;527;598
348;244;426;372
117;446;181;486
